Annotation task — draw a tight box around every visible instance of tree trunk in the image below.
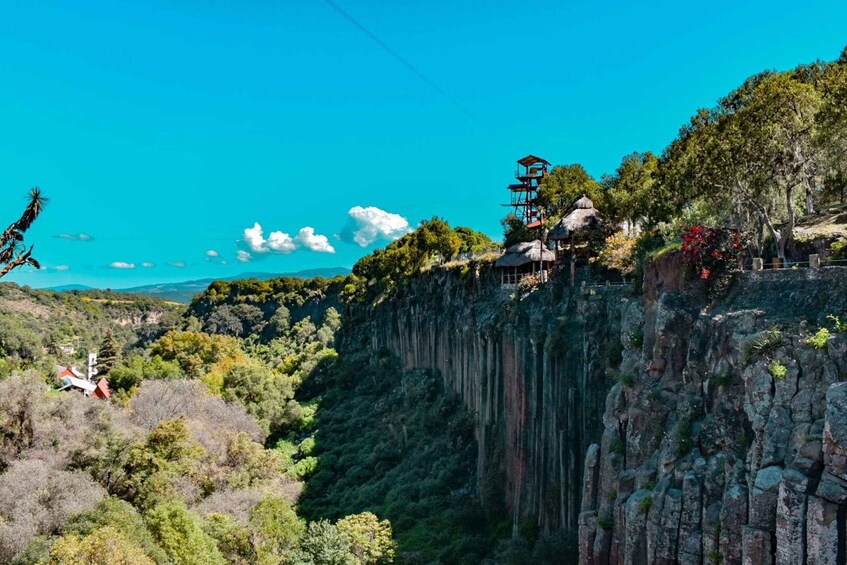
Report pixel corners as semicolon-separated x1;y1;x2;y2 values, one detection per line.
803;176;815;215
778;184;796;260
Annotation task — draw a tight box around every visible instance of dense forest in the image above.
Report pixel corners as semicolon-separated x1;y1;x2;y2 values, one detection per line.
0;48;846;564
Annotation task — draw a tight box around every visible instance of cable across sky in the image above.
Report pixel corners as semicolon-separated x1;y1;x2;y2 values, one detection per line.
320;0;475;119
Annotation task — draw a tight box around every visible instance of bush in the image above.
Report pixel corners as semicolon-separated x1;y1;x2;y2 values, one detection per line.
807;327;832;349
0;460;106;562
640;496;653;514
597;514;614;531
144;500;226;565
45;526;155;565
680;225;750;296
828;314;847;333
595;231;637;275
249;496;305;564
769;361;788;379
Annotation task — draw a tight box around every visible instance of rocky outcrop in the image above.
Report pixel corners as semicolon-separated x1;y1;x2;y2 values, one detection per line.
579;265;847;564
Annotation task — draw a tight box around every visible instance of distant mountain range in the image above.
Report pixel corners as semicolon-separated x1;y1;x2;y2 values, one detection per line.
46;267;352;303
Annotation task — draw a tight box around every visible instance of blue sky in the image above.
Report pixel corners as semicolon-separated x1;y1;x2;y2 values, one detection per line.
2;0;845;289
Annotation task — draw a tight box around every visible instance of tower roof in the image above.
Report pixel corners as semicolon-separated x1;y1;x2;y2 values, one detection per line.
517;155;551;167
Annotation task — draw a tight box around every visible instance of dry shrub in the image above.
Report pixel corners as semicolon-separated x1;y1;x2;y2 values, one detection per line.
130;380;264;445
0;459;106;561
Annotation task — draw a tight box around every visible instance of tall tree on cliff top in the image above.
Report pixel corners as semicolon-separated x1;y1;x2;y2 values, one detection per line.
536;164;602;221
662;68;823;259
0;189;47;278
603;151;664;230
817;49;847;202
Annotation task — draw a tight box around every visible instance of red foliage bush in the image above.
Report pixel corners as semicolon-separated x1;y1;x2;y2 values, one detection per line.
681;226;751;294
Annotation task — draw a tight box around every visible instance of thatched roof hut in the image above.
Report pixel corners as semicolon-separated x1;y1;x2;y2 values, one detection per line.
548;196;602;241
495;240;555;267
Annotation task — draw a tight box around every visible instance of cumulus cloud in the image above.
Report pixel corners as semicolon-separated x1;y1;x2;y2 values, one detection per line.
141;262;156;268
267;230;297;253
168;261;186;268
296;227;335;253
237;250;252;263
55;233;94;241
206;250;219;258
110;261;135;269
242;222;334;255
344;206;411;247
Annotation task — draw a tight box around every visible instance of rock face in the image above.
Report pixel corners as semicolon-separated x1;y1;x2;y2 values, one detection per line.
578;265;847;564
361;258;847;561
365;266;630;533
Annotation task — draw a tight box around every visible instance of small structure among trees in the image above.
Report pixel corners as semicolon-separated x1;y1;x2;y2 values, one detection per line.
494;240;555;286
548;195;604;284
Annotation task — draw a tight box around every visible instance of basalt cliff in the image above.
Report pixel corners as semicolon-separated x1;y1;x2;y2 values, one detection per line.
356;258;847;563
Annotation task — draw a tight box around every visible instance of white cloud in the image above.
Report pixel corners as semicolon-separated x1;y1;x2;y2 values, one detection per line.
110;261;135;269
244;223;269;253
169;261;186;268
237;250;252;263
296;227;335;253
141;262;156;268
242;222;333;254
267;230;297;253
56;233;93;241
206;249;219;257
54;265;70;271
346;206;411;247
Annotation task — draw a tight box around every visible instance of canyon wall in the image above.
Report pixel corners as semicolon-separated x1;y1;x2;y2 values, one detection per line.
362;260;847;562
579;263;847;565
365;266;630;534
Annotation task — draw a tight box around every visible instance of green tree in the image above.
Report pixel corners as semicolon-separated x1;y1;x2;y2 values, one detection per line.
336;512;396;564
604;152;664;228
294;521;356;565
221;363;298;434
248;496;305;564
413;217;462;263
107;355;185;392
536;164;601;221
45;526;156;565
144;501;226;565
203;513;256;564
501;213;535;247
63;497;168;564
0;188;46;279
97;332;121;376
453;226;495;255
151;331;245;379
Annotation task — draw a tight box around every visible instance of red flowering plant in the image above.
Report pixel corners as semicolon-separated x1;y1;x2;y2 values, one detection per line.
680;225;751;296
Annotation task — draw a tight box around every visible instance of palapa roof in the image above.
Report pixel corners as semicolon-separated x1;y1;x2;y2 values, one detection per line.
548;195;602;241
517;155;551;167
495;240;555;268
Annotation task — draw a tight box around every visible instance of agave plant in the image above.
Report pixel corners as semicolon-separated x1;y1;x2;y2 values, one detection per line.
0;188;47;279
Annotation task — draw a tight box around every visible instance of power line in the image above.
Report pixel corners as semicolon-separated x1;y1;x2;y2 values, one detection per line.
320;0;474;119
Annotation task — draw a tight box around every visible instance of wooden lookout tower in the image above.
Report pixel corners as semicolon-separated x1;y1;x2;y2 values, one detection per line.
503;155;550;229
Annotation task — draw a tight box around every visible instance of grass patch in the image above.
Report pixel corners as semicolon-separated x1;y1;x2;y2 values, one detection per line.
598;514;614;531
